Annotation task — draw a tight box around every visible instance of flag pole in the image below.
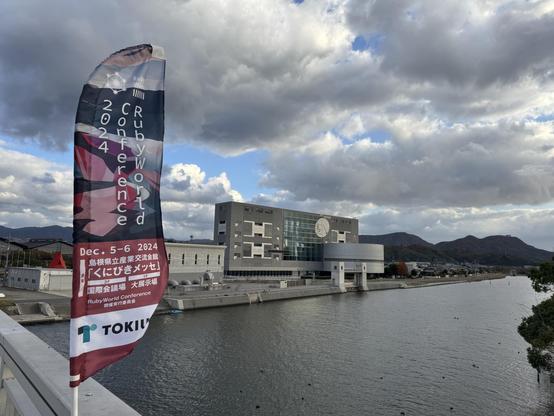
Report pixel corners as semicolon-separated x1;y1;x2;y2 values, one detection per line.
72;385;79;416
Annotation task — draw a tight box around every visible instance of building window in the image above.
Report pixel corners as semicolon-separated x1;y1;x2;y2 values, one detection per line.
194;254;198;265
168;253;171;264
218;254;221;265
207;254;210;265
282;210;324;261
182;254;185;265
243;221;253;237
243;243;252;258
219;220;226;224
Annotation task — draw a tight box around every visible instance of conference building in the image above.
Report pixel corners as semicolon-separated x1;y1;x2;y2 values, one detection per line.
213;201;384;282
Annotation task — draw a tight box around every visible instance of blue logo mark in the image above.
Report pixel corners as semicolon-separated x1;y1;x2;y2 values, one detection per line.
77;324;97;343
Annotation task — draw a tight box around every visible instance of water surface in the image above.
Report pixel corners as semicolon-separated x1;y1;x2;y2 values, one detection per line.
31;276;553;415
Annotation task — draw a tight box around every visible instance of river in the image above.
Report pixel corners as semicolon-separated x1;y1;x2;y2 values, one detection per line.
31;276;553;415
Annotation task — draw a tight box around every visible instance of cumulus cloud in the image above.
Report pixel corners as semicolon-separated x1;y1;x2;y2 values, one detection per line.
347;0;554;86
0;147;73;227
0;0;366;154
0;144;242;240
261;120;554;207
160;163;243;239
2;0;554;155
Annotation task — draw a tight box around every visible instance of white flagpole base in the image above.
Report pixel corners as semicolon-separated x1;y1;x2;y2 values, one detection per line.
72;385;79;416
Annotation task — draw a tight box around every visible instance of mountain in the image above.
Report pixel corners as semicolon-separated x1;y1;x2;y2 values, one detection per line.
383;245;456;263
0;225;72;242
359;232;433;247
435;235;553;266
359;233;552;266
1;225;551;266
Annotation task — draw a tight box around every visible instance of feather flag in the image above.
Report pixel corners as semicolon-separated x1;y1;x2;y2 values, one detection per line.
70;44;168;387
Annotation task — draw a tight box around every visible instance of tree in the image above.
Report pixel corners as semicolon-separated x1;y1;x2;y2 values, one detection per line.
518;259;554;375
397;261;409;277
384;263;400;277
528;262;554;293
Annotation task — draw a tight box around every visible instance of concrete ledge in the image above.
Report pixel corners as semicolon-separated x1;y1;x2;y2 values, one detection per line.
366;281;406;291
165;286;343;311
11;314;66;325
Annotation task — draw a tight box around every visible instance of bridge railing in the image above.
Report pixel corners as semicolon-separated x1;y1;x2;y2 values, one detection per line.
0;310;140;416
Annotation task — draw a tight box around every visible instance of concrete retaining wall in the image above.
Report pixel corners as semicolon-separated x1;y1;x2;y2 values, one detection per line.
365;281;406;290
165;286;342;311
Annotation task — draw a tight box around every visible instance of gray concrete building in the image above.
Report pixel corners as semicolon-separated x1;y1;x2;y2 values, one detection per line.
6;267;72;291
165;242;226;283
213;201;384;283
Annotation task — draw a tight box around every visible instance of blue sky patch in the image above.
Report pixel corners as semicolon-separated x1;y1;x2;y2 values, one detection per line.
352;34;385;54
535;114;554;122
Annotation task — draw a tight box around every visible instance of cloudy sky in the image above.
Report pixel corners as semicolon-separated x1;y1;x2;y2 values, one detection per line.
1;0;553;249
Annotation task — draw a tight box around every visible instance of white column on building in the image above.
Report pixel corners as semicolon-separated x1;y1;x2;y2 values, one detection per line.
331;261;346;292
360;262;368;291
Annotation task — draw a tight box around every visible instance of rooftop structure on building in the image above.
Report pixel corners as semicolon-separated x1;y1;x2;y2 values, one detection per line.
23;239;73;254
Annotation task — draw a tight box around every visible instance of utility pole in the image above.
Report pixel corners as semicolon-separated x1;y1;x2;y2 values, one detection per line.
4;234;11;269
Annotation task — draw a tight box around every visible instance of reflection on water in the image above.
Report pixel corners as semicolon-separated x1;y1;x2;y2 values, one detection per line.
31;276;553;416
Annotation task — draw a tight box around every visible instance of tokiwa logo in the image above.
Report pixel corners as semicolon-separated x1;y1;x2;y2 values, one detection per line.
77;324;97;343
76;318;150;344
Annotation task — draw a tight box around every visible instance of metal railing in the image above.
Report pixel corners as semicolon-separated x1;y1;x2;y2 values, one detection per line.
0;310;140;415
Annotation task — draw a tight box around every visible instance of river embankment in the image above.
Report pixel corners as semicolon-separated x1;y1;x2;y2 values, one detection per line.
0;272;509;323
162;272;508;311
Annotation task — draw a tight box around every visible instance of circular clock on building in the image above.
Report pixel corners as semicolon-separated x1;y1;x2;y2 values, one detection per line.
314;217;330;238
